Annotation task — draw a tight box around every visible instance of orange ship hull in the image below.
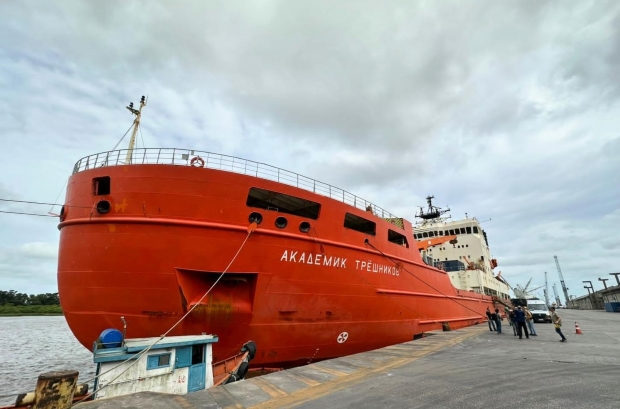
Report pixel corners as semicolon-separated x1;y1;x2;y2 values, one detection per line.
58;150;494;367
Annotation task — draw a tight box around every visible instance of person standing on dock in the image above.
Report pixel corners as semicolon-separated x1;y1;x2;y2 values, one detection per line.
549;307;567;342
524;307;537;336
486;307;496;332
514;306;529;339
509;309;518;336
493;308;502;334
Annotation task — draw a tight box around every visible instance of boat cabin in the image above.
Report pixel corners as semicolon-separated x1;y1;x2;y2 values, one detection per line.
93;334;218;399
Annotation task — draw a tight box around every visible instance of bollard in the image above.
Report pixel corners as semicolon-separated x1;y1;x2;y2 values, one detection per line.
15;383;88;407
30;370;79;409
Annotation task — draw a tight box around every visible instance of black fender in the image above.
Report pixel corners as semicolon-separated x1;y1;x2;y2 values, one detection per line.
241;341;256;361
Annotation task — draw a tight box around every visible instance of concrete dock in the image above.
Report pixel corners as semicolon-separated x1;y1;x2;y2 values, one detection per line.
82;309;620;408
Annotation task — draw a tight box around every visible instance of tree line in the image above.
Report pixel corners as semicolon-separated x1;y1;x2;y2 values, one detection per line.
0;290;60;306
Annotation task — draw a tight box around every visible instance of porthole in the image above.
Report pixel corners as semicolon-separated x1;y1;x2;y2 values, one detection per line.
299;221;311;233
96;200;111;214
249;212;263;224
59;205;67;221
275;217;288;229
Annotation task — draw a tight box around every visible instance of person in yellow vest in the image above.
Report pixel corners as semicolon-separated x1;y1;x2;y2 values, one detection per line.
549;307;567;342
524;307;537;336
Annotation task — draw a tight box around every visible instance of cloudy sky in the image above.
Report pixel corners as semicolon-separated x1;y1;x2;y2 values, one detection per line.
0;1;618;301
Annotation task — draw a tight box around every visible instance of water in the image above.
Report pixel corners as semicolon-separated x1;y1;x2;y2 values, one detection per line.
0;316;95;406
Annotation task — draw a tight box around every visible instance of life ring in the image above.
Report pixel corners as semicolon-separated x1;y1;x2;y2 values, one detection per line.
190;156;205;168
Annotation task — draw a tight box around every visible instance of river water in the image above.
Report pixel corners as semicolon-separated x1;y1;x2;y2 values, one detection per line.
0;316;95;406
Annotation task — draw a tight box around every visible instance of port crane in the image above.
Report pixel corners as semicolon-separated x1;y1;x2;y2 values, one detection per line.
552;283;563;307
553;255;570;305
543;272;550;308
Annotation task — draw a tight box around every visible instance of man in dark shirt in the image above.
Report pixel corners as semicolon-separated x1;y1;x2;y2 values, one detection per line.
514;306;530;339
492;308;502;334
486;307;496;331
509;309;518;336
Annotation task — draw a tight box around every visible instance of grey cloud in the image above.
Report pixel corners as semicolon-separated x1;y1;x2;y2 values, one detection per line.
7;1;618;158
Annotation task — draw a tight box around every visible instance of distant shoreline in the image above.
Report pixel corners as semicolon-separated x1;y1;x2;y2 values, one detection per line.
0;313;64;317
0;305;63;316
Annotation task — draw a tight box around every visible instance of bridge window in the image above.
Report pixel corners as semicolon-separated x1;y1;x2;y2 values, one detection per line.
246;187;320;219
466;226;472;234
344;213;376;235
423;232;429;238
449;229;455;235
388;229;409;248
473;226;479;233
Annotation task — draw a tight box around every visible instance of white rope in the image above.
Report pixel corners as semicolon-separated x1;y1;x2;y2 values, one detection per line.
75;227;255;404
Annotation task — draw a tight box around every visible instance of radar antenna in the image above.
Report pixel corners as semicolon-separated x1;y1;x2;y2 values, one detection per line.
415;196;450;224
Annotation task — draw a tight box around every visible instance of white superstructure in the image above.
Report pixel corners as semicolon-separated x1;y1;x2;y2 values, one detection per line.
413;196;511;300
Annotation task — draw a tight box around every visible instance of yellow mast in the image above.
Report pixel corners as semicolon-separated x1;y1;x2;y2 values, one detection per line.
124;95;147;164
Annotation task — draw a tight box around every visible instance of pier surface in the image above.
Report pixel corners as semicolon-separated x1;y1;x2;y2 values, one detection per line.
82;309;620;408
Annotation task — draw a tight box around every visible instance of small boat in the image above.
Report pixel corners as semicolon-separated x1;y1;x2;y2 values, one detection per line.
1;329;255;408
92;329;255;400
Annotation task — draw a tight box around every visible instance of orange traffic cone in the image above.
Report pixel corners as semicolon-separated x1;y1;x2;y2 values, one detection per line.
575;322;583;335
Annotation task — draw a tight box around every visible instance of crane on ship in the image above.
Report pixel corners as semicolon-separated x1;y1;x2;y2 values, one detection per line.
416;234;458;270
416;235;458;252
512;278;544;299
461;255;475;270
554;255;570;305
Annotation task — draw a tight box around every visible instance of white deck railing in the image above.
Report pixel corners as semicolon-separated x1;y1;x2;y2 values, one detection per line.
73;148;401;220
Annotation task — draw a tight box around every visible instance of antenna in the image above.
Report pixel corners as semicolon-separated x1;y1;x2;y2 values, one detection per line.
415;195;450;224
125;95;147;164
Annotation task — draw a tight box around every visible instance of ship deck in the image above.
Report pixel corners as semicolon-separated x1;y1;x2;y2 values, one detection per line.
81;308;620;408
72;147;400;221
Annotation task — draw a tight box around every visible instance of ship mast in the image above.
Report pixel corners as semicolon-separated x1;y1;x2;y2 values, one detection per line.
124;95;147;164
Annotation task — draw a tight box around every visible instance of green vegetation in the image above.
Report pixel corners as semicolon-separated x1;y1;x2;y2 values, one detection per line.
0;304;63;316
0;290;63;316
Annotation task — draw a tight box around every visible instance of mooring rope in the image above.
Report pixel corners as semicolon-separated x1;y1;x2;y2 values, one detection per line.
74;224;256;405
364;239;487;318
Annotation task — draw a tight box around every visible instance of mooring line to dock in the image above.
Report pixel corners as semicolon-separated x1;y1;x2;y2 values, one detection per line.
308;226;473;328
364;240;487;318
74;224;257;405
